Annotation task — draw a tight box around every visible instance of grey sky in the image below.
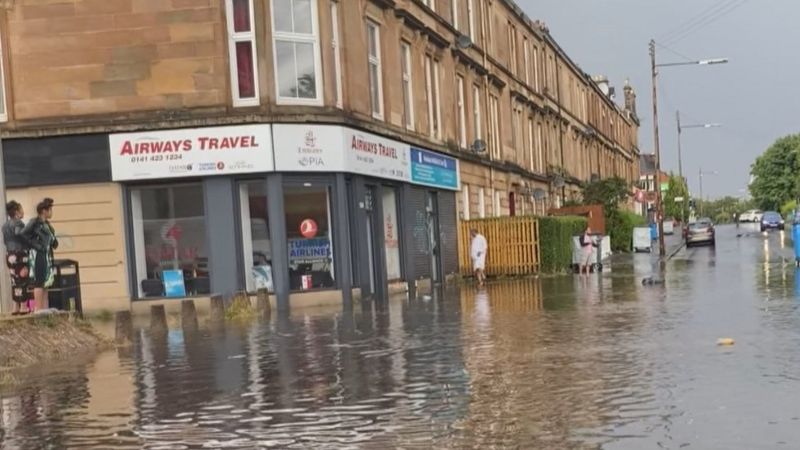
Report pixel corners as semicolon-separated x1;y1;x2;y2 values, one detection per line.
517;0;789;199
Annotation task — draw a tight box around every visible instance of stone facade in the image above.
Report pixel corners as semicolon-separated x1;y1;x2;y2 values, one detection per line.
0;0;639;216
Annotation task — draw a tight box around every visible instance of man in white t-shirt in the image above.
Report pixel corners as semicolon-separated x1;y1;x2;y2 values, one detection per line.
470;229;488;286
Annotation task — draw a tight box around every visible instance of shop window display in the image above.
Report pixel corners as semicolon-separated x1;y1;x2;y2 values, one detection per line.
284;185;335;290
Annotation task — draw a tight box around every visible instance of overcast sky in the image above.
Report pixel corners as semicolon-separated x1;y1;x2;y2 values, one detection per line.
517;0;790;199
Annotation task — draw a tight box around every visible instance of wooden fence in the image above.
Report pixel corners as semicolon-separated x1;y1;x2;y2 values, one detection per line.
458;217;540;276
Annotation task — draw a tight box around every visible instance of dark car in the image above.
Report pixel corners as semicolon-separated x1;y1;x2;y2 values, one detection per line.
760;211;785;231
686;219;715;247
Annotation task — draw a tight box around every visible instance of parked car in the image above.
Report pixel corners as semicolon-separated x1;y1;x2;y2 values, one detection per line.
760;211;785;231
686;218;715;247
740;209;764;223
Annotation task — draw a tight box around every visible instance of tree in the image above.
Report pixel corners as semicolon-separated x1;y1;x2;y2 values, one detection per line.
663;174;689;222
581;176;630;217
750;134;800;210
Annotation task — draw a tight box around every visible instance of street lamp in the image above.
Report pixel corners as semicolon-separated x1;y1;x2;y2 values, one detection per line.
676;111;720;222
698;168;719;216
650;39;728;256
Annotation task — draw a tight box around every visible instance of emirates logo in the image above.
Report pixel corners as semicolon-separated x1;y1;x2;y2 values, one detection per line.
304;130;317;148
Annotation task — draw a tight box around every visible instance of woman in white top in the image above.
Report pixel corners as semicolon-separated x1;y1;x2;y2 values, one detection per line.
470;229;488;286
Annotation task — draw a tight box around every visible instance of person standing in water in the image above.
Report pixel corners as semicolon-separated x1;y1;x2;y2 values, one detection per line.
23;198;58;312
470;228;488;286
579;225;596;275
3;201;31;315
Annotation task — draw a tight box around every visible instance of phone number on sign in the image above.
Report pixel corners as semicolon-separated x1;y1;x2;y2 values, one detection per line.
130;154;184;163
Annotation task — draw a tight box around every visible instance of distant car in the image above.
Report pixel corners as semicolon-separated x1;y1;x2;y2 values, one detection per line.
740;209;763;223
686;218;715;247
760;211;785;231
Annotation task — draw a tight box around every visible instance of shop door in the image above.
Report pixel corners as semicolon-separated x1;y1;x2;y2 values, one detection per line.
426;192;441;283
364;186;384;299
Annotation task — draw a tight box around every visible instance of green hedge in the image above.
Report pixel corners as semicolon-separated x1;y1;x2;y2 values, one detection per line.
539;216;587;273
608;211;646;252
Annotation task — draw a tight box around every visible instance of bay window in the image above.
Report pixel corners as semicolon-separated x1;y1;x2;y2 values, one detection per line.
271;0;323;104
225;0;259;106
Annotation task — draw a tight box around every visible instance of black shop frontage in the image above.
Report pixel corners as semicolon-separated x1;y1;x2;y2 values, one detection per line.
108;123;459;311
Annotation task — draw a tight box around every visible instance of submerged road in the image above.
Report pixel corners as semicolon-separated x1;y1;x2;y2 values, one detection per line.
2;223;800;449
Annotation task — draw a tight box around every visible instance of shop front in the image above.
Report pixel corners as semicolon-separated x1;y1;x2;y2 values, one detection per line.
108;122;460;310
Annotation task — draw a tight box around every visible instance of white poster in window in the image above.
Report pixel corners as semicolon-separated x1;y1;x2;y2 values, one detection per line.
109;124;274;181
383;189;402;280
344;128;410;183
273;124;346;172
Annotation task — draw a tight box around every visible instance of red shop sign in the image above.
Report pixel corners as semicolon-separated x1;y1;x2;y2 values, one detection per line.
299;219;318;239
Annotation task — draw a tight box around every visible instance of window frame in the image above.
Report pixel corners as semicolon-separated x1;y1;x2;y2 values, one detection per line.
425;55;442;140
451;0;459;30
472;84;482;141
489;94;500;159
456;74;467;148
366;19;384;120
467;0;475;39
523;37;530;86
331;1;343;108
400;41;415;131
225;0;260;107
271;0;324;106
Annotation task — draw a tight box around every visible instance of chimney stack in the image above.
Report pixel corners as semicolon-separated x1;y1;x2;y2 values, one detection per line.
623;78;637;118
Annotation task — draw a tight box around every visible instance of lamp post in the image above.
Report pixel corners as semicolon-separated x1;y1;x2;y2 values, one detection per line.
676;110;720;222
650;39;727;256
698;168;719;216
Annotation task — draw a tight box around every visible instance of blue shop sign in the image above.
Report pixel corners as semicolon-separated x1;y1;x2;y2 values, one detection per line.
410;148;459;190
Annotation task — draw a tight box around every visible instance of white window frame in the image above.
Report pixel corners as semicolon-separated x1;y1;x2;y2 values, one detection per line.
523;37;530;85
225;0;260;107
456;75;467;148
527;117;534;172
331;1;343;108
467;0;475;39
271;0;324;106
451;0;459;30
508;23;517;74
0;34;7;122
478;187;486;218
533;46;540;92
401;42;415;131
366;20;384;120
472;84;482;141
425;56;442;140
489;94;500;158
423;0;435;11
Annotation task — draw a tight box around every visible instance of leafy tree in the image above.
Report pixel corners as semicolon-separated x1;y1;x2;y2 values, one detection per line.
581;176;630;217
696;196;756;223
750;134;800;210
663;175;689;222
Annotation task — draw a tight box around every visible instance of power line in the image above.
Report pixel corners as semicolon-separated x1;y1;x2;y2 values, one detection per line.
664;0;749;45
658;0;739;43
655;41;696;63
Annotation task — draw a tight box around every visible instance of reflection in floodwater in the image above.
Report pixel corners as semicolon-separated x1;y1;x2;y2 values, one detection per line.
5;226;800;448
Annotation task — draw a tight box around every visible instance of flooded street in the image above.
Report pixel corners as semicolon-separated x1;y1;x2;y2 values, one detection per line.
3;224;800;449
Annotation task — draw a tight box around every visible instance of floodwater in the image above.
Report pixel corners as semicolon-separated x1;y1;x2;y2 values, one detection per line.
3;224;800;449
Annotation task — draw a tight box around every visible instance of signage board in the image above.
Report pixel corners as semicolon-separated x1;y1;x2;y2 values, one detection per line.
109;125;273;181
273;124;345;172
288;237;331;264
410;147;459;190
343;128;410;183
162;270;186;298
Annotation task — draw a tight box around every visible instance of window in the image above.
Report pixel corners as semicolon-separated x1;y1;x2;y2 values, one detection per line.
131;184;209;298
507;23;517;74
285;185;335;291
401;42;415;131
467;0;475;39
451;0;459;30
226;0;259;106
472;84;482;141
422;0;435;11
527;117;534;172
523;37;530;85
462;184;470;220
533;46;540;91
493;188;501;216
478;187;485;218
366;20;383;119
271;0;323;104
456;75;467;148
489;94;500;158
425;56;442;139
382;188;402;281
240;181;273;293
331;1;343;108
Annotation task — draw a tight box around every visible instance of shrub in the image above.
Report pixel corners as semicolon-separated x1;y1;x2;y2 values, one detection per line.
539;216;587;273
781;200;796;219
608;211;646;253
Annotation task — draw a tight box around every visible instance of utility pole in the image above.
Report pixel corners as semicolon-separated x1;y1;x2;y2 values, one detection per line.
676;110;683;179
699;167;704;217
650;40;666;257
